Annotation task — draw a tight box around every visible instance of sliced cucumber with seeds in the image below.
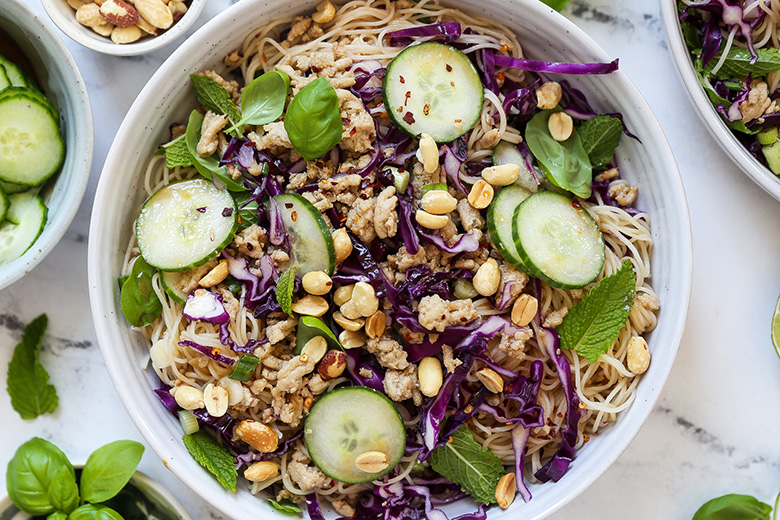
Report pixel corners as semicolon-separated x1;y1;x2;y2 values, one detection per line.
273;193;335;276
0;191;47;265
135;178;238;272
304;386;406;484
383;42;483;142
160;271;187;306
512;191;605;289
487;184;532;270
492;140;539;193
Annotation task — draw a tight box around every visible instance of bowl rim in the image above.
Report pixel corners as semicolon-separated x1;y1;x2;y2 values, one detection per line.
0;0;93;291
660;0;780;201
88;0;693;518
40;0;206;57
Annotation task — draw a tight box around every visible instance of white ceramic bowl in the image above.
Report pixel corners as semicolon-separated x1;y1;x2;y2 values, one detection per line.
0;0;92;291
660;0;780;200
88;1;693;518
41;0;205;57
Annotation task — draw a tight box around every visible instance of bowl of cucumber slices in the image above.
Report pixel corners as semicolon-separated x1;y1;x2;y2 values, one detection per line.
0;0;92;290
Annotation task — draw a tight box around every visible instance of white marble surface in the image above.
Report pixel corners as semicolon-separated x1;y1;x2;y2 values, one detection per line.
2;0;780;518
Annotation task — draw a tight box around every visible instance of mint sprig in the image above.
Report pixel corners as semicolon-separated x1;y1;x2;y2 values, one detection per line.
6;314;58;420
190;74;242;134
182;432;237;492
702;47;780;80
276;267;296;316
162;135;193;169
578;115;622;170
558;259;636;363
429;426;505;505
268;498;303;515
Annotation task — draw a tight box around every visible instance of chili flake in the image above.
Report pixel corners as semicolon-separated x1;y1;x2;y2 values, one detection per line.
445;63;453;72
403;112;416;124
423;103;431;116
291;210;298;222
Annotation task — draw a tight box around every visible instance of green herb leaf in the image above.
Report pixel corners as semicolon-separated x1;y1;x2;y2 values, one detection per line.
295;315;341;354
68;504;124;520
182;432;237;492
190;74;241;132
558;259;636;363
276;267;296;316
578;115;622;170
703;47;780;80
6;315;58;420
428;426;505;505
693;494;772;520
120;257;162;328
47;466;79;515
540;0;570;11
47;513;67;520
184;110;247;192
162;135;193;169
80;440;144;504
284;77;342;160
233;191;260;231
226;70;290;133
525;109;592;198
268;498;303;515
696;71;759;135
228;354;261;382
6;437;74;516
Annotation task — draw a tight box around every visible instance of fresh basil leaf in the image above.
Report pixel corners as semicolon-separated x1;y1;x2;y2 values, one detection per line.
6;314;58;420
6;437;74;516
525;110;592;198
182;432;237;492
703;47;780;80
268;498;302;515
162;135;193;169
540;0;570;11
428;426;505;505
190;74;241;133
184;110;247;192
578;115;622;170
80;440;144;504
284;77;342;160
693;494;772;520
47;512;68;520
276;267;296;316
120;256;162;328
558;259;636;363
226;70;289;133
696;71;760;135
68;504;124;520
47;466;79;515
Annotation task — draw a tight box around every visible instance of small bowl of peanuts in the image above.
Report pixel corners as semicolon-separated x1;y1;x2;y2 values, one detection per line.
41;0;206;56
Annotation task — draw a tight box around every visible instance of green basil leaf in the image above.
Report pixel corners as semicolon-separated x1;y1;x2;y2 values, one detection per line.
227;70;289;132
80;440;144;504
276;267;296;316
284;77;342;160
268;498;302;515
525;110;592;198
6;314;58;420
693;494;772;520
184;110;247;192
540;0;570;11
120;256;162;328
47;466;79;515
48;513;68;520
6;437;74;516
68;504;124;520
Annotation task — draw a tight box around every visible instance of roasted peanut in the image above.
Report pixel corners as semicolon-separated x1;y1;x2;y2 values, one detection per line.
495;473;517;509
301;336;328;364
351;282;379;317
333;284;354;306
244;461;279;483
291;295;329;317
476;367;504;393
548;112;573;141
173;386;204;410
311;0;336;24
318;349;347;380
339;329;366;349
415;210;449;230
355;451;389;473
421;190;457;215
199;259;229;288
627;336;650;374
236;420;279;452
511;294;538;327
203;383;229;417
536;81;562;110
134;0;173;29
333;310;364;331
418;357;443;397
482;164;521;186
467;179;494;209
365;310;387;338
76;3;104;27
473;258;500;297
332;228;353;263
302;270;333;295
418;133;439;174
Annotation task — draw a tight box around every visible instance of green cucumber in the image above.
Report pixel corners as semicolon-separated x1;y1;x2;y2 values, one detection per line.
273;193;335;276
0;88;64;187
492;140;539;193
304;387;406;484
295;316;341;354
0;65;9;91
135;178;238;272
0;181;28;195
0;184;8;222
160;271;187;305
487;184;532;269
383;42;483;142
0;55;36;90
511;191;605;289
0;191;47;265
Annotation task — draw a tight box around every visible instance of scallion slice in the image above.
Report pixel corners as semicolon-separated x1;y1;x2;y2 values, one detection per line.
178;410;200;435
229;354;261;382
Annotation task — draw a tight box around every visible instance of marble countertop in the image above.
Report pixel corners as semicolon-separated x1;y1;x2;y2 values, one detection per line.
3;0;780;518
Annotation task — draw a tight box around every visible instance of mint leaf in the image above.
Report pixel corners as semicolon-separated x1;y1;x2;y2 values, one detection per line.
696;71;759;135
429;426;505;505
268;498;302;515
190;74;242;131
163;135;193;169
182;432;237;492
703;46;780;80
558;259;636;363
540;0;570;10
578;115;622;170
6;314;58;420
276;268;296;316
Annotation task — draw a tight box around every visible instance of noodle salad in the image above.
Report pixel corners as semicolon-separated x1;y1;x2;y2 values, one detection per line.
118;0;660;518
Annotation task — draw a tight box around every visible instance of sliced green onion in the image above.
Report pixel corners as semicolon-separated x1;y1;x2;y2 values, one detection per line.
387;165;410;194
763;141;780;175
421;182;448;195
758;127;779;145
453;279;479;299
229;354;261;382
178;410;199;435
225;276;242;296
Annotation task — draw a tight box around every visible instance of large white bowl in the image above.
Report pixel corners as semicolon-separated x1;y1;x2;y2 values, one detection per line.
660;0;780;200
88;1;693;518
0;0;93;291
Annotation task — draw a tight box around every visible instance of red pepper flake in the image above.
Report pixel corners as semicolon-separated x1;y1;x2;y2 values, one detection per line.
445;63;452;72
285;203;294;209
403;112;416;124
572;200;582;209
423;103;431;116
557;412;563;418
455;119;462;123
500;44;509;52
291;211;298;222
496;71;505;82
397;105;404;113
304;397;313;408
379;111;389;119
404;91;411;107
464;404;473;414
339;214;347;223
450;81;455;87
448;436;454;444
583;434;590;442
400;75;406;84
349;127;357;136
211;348;221;356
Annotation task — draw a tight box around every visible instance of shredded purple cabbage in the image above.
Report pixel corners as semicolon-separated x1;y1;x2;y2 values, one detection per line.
685;0;758;62
235;430;303;468
442;138;468;193
182;290;230;324
346;348;386;393
494;53;619;75
385;22;462;47
179;340;236;365
154;384;179;412
418;230;480;254
397;198;421;254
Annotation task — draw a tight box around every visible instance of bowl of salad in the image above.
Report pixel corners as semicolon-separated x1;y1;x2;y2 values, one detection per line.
0;0;93;291
662;0;780;200
88;0;691;519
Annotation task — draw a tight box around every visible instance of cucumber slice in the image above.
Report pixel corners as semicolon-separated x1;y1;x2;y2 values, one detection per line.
0;65;9;91
0;191;47;265
1;181;28;195
487;184;532;269
135;179;238;272
512;191;605;289
273;193;335;276
492;140;539;193
295;316;341;354
160;271;187;305
0;55;36;90
0;88;64;187
0;87;57;120
383;42;483;142
304;387;406;484
0;184;8;222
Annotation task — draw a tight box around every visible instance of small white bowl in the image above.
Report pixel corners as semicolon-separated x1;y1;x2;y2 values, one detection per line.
41;0;206;57
661;0;780;201
89;1;692;518
0;0;93;291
